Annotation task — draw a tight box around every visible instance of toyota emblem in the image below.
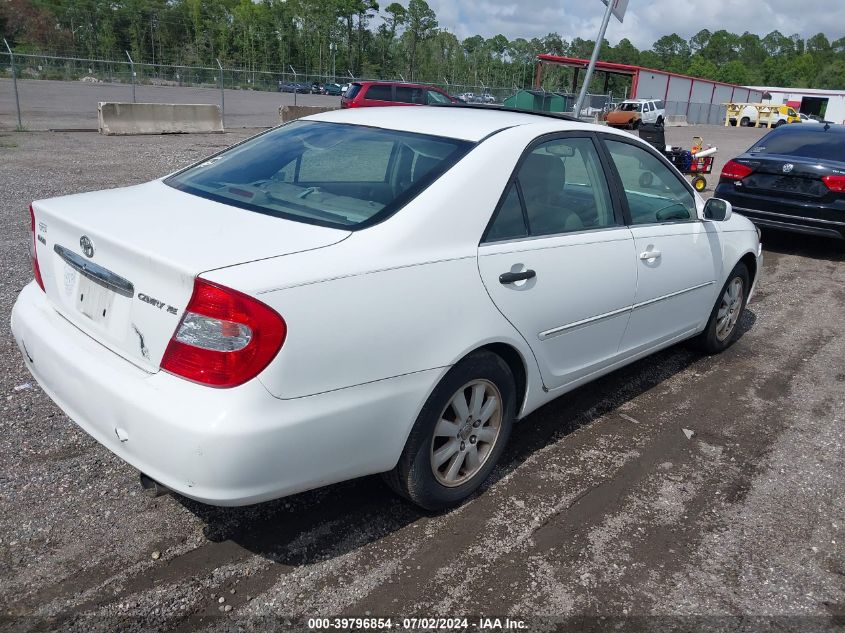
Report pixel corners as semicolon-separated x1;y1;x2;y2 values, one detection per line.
80;235;95;258
782;163;794;173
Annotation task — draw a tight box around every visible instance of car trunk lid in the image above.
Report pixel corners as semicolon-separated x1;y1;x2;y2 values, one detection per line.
32;180;349;372
738;155;837;200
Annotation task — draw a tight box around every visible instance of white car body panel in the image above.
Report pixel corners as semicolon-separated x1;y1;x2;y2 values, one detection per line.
478;228;637;389
622;221;719;352
33;180;348;369
11;107;762;505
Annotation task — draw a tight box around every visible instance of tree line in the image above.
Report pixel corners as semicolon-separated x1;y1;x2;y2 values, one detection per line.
2;0;844;92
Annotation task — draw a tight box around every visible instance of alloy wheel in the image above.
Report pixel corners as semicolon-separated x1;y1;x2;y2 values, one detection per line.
430;380;503;487
716;277;744;341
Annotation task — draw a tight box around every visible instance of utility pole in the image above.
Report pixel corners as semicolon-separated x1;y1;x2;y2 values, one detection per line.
574;0;628;118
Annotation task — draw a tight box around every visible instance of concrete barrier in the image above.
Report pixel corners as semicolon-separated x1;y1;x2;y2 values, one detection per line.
665;115;688;127
98;102;224;135
279;105;339;122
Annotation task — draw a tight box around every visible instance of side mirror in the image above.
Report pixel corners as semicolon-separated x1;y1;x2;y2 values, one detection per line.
704;198;732;222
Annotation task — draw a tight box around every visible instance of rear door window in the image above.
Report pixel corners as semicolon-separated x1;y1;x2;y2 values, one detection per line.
484;136;616;241
395;86;425;104
365;84;392;101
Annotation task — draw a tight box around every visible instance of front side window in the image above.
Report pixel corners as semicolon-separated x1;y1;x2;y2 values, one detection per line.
166;121;472;229
485;136;615;241
605;139;696;225
427;90;451;104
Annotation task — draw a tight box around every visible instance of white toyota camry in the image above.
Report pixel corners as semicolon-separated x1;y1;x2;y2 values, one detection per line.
12;106;762;510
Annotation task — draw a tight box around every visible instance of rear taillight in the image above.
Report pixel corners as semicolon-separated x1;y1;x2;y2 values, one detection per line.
721;160;754;181
29;205;45;292
160;279;286;388
822;175;845;193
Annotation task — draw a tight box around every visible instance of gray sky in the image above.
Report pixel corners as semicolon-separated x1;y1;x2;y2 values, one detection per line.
421;1;845;49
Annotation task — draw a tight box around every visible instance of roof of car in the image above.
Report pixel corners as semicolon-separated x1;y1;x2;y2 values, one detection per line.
304;105;583;142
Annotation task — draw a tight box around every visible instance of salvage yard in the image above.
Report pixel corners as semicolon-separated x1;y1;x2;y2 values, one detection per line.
0;125;843;631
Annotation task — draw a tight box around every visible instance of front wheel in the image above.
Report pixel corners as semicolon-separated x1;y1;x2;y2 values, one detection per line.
383;351;516;510
692;263;750;354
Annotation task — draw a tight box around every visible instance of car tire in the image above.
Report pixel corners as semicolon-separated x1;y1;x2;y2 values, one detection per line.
632;119;641;130
692;262;750;354
775;120;786;128
740;117;751;127
383;350;516;511
656;116;664;126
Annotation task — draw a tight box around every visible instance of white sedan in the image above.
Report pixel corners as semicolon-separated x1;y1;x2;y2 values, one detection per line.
12;106;762;510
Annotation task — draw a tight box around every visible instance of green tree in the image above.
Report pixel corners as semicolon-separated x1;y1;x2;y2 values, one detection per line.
814;60;845;89
405;0;436;80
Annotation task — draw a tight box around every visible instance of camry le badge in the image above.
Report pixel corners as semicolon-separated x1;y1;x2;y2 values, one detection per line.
783;163;794;173
80;235;95;258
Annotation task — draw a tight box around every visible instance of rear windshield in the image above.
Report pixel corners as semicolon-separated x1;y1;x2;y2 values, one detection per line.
747;128;845;162
344;84;361;99
165;121;473;230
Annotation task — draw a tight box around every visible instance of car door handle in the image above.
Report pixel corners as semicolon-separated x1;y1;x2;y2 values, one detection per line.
499;270;536;284
639;250;662;260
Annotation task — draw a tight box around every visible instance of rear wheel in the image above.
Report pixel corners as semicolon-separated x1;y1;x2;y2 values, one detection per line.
775;119;787;127
692;263;749;354
383;351;515;510
740;117;751;127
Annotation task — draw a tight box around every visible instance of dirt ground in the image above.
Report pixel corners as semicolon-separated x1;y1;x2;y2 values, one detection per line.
0;124;842;633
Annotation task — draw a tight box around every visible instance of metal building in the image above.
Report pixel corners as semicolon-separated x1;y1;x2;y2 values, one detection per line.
534;54;765;125
748;86;845;124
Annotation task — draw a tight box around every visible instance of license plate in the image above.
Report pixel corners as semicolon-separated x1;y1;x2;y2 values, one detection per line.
75;273;116;324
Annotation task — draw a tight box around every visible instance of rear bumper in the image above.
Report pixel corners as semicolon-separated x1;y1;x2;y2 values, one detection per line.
717;187;845;240
734;207;845;240
11;282;437;505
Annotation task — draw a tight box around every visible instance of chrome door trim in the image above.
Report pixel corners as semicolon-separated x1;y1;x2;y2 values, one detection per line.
632;281;715;311
538;305;631;340
53;244;135;298
733;206;845;227
538;280;715;341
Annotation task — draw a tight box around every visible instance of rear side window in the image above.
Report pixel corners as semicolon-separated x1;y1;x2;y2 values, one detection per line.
654;100;664;110
365;84;392;101
747;129;845;161
166;121;473;230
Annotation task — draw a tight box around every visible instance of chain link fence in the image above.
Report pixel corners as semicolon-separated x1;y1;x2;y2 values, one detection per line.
0;49;550;130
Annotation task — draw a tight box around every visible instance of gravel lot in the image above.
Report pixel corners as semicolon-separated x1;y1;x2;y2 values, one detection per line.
0;124;843;632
